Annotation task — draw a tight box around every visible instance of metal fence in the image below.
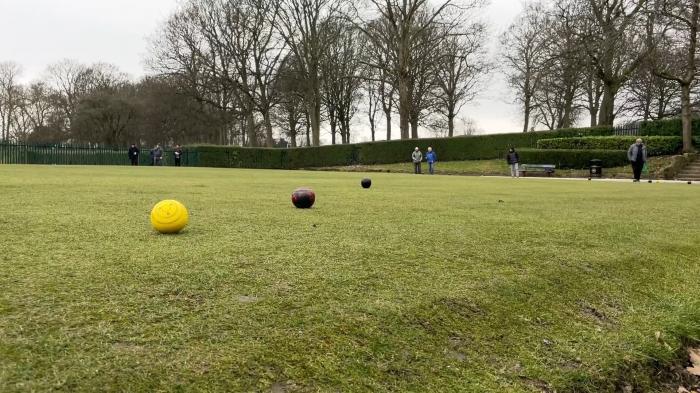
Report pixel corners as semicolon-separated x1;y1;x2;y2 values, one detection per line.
614;123;641;136
0;142;198;166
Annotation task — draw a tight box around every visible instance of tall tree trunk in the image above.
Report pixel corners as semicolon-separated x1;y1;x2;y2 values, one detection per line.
246;109;257;147
330;117;337;145
239;119;246;146
522;95;531;133
410;117;419;139
370;118;376;141
288;112;297;147
448;110;455;137
680;83;693;153
598;82;619;126
310;100;321;146
305;112;311;147
385;110;392;140
342;119;350;144
264;110;274;148
398;78;410;139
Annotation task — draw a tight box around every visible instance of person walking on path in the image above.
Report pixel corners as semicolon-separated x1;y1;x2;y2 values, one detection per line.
173;144;183;167
506;148;520;178
627;138;648;182
412;147;423;174
426;147;437;175
128;144;140;166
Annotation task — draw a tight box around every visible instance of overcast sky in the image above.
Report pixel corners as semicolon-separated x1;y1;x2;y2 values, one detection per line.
0;0;527;140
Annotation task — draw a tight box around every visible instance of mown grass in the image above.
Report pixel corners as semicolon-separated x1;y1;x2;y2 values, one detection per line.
324;156;673;179
1;165;699;392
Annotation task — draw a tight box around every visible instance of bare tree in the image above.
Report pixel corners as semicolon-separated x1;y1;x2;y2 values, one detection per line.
624;61;681;120
320;20;365;144
272;54;307;146
354;0;461;139
651;0;699;152
21;82;61;133
149;1;243;145
578;0;653;126
501;2;553;132
276;0;343;146
407;16;441;138
582;62;605;126
434;21;488;137
0;62;22;141
365;77;382;141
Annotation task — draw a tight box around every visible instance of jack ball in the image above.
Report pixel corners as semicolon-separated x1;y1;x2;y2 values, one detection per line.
151;200;189;234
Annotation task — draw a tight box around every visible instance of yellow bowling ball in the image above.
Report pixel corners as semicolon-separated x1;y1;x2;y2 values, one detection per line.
150;200;189;234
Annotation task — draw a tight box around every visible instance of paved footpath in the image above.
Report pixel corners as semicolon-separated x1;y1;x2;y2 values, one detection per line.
486;176;698;185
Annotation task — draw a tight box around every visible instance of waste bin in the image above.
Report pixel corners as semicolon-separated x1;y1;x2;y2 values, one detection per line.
589;159;602;178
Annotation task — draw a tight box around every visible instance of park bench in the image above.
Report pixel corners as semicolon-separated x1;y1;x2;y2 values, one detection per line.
519;164;555;177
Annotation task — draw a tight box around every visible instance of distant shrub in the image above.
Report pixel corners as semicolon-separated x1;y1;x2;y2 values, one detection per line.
517;149;629;169
537;136;683;156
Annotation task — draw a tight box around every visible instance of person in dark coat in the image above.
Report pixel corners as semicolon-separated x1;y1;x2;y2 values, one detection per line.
128;144;140;166
627;138;648;182
506;148;520;178
173;144;183;167
152;144;164;166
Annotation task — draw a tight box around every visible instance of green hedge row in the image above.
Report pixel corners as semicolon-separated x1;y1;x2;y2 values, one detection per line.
640;118;700;136
188;126;615;169
518;149;629;169
187;144;359;169
537;136;683;156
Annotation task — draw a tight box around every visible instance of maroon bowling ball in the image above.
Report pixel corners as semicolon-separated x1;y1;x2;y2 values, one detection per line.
292;188;315;209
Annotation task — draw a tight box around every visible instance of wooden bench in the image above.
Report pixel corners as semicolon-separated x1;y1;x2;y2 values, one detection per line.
519;164;555;177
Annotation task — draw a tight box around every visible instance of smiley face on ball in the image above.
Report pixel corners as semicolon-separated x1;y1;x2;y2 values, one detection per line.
150;200;189;233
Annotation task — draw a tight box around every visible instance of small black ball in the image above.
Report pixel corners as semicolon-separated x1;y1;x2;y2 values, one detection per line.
648;180;652;183
361;178;372;189
688;181;693;185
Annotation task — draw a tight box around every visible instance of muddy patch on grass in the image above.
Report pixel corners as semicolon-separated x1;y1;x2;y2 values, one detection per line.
598;343;700;393
111;342;146;354
237;295;259;304
577;300;622;326
519;376;555;392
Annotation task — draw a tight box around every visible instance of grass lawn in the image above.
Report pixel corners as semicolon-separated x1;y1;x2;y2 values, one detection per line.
322;156;673;179
1;165;699;392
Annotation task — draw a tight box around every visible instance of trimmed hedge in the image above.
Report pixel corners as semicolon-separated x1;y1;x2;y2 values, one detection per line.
640;118;700;136
518;149;629;169
189;145;286;168
537;136;683;156
187;126;615;169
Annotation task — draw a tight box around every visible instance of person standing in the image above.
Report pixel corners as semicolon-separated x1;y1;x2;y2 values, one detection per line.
173;144;183;167
128;144;140;166
153;144;164;166
412;147;423;174
627;138;647;182
506;148;520;178
426;147;437;175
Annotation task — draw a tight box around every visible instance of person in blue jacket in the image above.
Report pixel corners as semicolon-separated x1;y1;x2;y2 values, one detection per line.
426;147;437;175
